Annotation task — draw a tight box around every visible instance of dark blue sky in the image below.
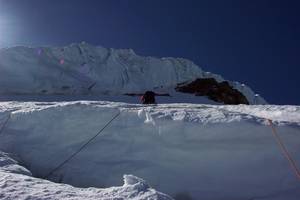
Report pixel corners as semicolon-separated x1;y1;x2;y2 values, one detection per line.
0;0;299;105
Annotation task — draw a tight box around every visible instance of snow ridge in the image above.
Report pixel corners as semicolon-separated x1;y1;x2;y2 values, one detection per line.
0;42;266;104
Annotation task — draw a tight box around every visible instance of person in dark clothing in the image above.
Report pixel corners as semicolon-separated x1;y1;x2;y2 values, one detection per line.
141;91;156;104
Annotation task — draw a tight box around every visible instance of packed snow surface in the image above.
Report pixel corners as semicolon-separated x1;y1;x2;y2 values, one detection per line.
0;101;299;199
0;42;266;104
0;153;171;200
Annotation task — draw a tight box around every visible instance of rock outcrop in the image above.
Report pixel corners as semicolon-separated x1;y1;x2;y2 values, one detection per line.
176;78;249;105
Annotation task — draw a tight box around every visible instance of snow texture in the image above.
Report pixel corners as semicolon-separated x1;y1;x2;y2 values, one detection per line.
0;151;172;200
0;152;32;176
0;42;266;104
0;101;299;199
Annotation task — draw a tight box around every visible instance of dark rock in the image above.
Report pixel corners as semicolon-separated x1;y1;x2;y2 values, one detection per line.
176;78;249;105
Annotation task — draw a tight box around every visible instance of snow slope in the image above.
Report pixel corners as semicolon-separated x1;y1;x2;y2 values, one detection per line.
0;152;172;200
0;101;299;199
0;43;266;104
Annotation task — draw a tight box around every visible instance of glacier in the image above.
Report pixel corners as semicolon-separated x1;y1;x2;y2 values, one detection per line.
0;101;299;199
0;42;297;199
0;42;266;104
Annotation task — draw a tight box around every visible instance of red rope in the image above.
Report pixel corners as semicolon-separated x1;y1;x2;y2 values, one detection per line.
267;119;300;180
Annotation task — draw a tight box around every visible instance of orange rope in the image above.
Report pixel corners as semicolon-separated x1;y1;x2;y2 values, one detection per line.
267;119;300;180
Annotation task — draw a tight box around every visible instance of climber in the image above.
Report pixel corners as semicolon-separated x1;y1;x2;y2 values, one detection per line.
140;91;156;104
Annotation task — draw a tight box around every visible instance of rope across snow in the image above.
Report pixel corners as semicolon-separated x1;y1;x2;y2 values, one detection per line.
43;110;121;179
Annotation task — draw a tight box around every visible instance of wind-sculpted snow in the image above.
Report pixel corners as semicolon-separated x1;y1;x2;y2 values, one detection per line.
0;152;32;176
0;152;172;200
0;42;266;104
0;101;299;124
0;101;299;199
